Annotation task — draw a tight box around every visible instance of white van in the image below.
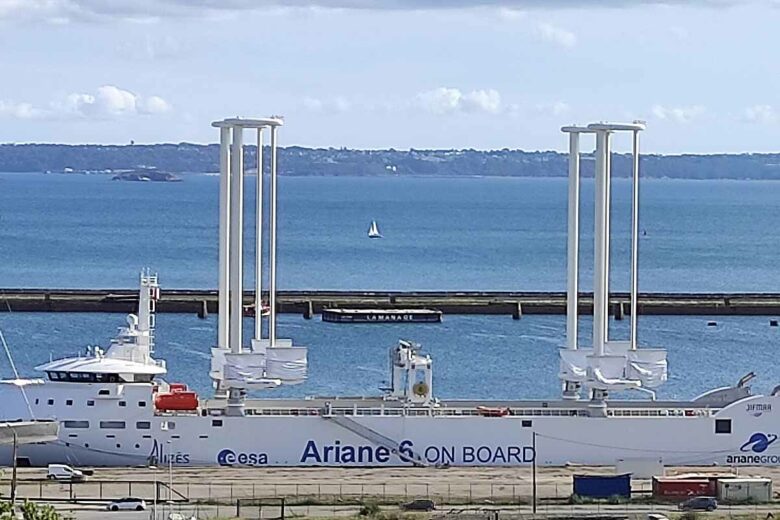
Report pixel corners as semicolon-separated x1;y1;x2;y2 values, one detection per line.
46;464;86;482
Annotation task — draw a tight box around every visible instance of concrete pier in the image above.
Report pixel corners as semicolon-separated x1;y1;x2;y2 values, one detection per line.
3;289;780;316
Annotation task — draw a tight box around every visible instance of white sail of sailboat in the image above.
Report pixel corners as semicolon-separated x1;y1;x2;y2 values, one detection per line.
368;220;382;238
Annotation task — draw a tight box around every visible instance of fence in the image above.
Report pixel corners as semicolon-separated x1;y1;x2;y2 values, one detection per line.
0;479;654;505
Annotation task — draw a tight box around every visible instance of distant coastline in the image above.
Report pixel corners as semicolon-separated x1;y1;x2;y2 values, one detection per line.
2;143;780;179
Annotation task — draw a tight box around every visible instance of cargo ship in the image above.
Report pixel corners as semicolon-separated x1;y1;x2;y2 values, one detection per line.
2;118;779;468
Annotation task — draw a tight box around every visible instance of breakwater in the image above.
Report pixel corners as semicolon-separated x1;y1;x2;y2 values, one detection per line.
2;289;780;317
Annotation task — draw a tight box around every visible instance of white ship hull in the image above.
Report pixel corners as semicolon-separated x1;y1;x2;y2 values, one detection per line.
1;380;778;468
3;118;772;471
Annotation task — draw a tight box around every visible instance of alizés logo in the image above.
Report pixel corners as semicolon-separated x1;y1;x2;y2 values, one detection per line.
740;433;778;453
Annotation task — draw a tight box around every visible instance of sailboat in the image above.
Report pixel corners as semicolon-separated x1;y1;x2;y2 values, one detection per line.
368;220;382;239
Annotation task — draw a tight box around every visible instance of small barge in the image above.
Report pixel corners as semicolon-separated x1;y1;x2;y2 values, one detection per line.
322;308;442;323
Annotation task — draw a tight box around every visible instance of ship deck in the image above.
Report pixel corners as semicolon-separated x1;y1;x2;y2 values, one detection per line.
191;395;733;419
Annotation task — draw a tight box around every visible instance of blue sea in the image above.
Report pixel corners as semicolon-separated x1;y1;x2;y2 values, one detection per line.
1;172;780;400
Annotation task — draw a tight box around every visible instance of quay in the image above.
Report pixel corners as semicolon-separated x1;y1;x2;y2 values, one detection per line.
2;289;780;317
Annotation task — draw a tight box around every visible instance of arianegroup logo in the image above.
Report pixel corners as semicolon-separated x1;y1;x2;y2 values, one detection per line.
740;432;778;453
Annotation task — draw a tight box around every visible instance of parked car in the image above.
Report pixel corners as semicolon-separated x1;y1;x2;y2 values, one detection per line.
401;499;436;512
107;498;147;511
46;464;86;482
679;496;718;511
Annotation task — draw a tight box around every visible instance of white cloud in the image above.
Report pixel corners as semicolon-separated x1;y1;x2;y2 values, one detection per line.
301;95;351;113
118;35;184;61
535;100;570;116
65;85;139;117
416;88;463;115
0;0;752;23
651;104;705;123
743;104;776;124
668;25;689;41
0;85;172;120
535;22;576;48
416;87;501;115
0;100;45;119
497;7;525;20
139;95;173;115
302;97;324;111
462;89;502;113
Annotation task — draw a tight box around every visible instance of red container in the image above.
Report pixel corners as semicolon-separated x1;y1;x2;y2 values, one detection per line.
155;391;198;411
653;478;715;499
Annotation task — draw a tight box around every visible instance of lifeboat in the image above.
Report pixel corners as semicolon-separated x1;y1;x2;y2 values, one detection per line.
155;383;198;412
476;406;510;417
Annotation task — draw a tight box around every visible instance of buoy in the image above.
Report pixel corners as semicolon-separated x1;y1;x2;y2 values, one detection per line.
771;320;779;327
707;321;717;327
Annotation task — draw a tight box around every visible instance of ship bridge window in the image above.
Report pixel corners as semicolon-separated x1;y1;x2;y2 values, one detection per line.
522;420;533;428
47;399;54;406
87;400;95;407
715;419;732;434
136;421;151;430
98;389;110;396
100;421;126;429
48;372;114;383
63;420;89;429
212;419;223;427
95;374;120;383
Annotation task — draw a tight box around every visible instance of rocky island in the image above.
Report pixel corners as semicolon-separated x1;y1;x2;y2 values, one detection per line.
111;170;182;182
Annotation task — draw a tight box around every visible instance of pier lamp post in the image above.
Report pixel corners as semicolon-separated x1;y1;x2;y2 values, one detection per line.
10;428;18;507
166;439;173;504
531;431;537;515
152;464;158;520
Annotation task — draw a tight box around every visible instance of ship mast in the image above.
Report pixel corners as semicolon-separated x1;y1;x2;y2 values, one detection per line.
558;121;665;403
210;117;307;413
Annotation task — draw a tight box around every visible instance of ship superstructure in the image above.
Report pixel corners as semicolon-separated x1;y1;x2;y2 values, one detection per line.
1;119;779;468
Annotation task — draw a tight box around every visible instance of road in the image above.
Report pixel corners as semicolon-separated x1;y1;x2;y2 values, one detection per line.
46;502;780;519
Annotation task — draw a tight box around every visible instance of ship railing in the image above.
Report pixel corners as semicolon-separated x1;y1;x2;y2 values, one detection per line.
607;408;713;417
227;405;714;418
235;406;593;417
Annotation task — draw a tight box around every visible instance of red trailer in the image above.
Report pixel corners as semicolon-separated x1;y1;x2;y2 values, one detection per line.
652;478;715;499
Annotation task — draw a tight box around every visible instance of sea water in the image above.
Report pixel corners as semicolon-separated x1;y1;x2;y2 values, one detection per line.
1;172;779;399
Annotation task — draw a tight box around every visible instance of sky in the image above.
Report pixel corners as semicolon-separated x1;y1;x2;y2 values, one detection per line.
0;0;778;153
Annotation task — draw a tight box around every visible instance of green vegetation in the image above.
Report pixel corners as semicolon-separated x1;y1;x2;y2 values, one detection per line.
3;143;780;179
358;501;382;516
0;500;68;520
568;493;629;505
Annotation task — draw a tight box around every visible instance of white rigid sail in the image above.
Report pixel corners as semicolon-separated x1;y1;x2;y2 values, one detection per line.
368;220;382;238
266;346;308;384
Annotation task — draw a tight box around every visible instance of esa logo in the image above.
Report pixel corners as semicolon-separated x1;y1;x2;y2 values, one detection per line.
217;449;268;466
740;433;778;453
